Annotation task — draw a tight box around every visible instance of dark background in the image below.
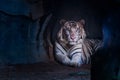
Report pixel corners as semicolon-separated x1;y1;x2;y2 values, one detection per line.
0;0;120;80
0;0;120;63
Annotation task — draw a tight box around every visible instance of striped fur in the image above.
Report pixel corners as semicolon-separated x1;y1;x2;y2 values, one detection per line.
54;19;103;67
55;39;102;67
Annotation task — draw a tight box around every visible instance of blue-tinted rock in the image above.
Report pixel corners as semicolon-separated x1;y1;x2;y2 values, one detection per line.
0;11;48;64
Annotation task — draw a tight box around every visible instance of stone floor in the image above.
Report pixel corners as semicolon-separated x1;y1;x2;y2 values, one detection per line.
0;62;90;80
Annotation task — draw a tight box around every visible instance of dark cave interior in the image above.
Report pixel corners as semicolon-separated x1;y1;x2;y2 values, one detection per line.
0;0;120;80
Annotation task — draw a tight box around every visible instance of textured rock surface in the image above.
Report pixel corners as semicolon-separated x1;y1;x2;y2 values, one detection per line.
0;11;48;64
0;0;29;16
0;62;90;80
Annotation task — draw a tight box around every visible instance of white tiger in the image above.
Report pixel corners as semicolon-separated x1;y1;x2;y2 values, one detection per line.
55;19;103;67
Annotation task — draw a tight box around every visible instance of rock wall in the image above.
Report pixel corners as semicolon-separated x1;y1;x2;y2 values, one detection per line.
0;11;48;64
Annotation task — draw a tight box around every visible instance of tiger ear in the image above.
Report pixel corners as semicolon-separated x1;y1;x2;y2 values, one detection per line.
60;19;66;25
79;19;85;26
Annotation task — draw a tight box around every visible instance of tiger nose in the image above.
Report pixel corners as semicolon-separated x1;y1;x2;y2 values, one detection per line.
70;33;76;40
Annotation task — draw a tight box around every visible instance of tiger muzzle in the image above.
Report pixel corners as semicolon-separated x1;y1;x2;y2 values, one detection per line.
70;33;76;40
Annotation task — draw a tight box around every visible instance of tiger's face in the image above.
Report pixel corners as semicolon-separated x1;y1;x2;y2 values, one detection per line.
58;19;86;45
63;21;81;45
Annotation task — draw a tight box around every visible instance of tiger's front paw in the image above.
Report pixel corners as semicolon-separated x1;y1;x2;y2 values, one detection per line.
70;61;82;67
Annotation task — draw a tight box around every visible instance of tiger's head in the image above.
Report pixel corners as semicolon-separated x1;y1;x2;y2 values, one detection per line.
58;19;86;45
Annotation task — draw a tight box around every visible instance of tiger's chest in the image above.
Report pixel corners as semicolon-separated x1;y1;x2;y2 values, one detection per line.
67;44;83;57
65;43;83;57
62;43;83;58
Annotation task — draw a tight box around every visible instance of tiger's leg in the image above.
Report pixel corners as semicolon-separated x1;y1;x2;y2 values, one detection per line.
55;42;71;65
55;50;71;65
70;53;82;67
